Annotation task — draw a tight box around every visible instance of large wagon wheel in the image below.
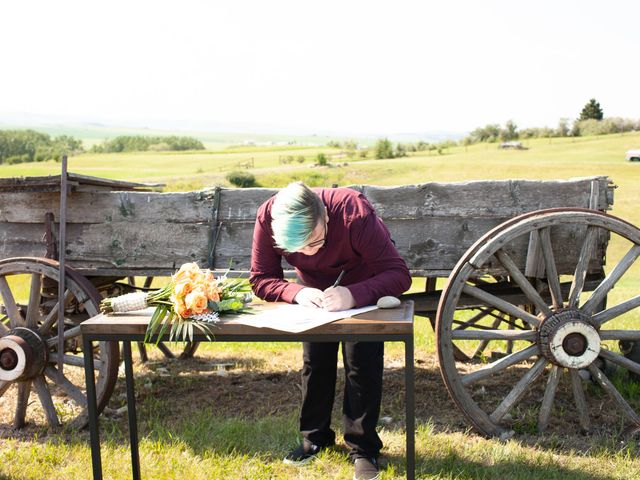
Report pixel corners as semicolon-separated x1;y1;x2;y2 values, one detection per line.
0;257;119;429
124;276;200;361
446;277;535;363
437;209;640;437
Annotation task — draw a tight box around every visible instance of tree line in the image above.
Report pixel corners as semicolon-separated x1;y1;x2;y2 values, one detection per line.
462;98;639;145
342;99;640;159
90;135;205;153
0;130;207;165
0;130;82;164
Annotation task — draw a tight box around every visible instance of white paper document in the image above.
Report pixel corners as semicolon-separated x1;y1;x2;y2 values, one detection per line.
222;304;379;333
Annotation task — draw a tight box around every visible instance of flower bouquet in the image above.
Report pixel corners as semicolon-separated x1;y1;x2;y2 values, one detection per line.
100;263;252;343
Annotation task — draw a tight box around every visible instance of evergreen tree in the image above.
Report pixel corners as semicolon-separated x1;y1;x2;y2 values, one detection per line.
579;98;604;121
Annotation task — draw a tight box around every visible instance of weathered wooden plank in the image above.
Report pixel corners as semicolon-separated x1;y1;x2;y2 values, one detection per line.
0;177;614;276
0;177;612;224
0;214;608;275
360;177;613;218
0;190;213;223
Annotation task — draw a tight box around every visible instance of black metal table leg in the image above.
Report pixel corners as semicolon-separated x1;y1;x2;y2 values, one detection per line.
83;335;102;480
405;334;415;480
123;342;141;480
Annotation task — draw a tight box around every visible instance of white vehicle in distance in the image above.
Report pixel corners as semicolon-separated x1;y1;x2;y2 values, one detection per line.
626;149;640;161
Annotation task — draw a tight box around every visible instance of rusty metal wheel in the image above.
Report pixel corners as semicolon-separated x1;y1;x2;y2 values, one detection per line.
0;257;119;429
437;209;640;437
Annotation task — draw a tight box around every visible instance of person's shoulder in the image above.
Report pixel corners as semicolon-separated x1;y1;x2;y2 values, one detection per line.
318;187;374;220
316;187;366;204
257;192;277;219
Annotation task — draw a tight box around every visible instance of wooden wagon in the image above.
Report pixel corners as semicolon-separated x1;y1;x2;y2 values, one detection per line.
2;173;640;439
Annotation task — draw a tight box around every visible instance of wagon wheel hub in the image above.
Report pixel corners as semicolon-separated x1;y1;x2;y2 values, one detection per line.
538;309;600;369
0;327;48;381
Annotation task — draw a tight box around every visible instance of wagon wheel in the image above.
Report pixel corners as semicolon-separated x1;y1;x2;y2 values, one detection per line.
447;276;535;363
125;276;200;361
437;209;640;437
0;257;119;429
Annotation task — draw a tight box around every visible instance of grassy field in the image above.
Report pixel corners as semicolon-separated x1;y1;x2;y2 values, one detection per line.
1;132;640;479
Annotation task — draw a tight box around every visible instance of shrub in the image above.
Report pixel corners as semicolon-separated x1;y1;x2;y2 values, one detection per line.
226;171;258;188
316;153;328;166
374;138;394;159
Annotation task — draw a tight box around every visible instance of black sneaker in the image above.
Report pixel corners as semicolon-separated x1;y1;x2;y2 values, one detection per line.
283;440;323;466
353;456;380;480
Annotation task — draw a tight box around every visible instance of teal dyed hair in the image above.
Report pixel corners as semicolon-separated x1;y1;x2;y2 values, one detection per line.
271;182;324;252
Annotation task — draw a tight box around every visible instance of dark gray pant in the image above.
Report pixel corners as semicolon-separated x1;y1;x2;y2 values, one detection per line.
300;341;384;459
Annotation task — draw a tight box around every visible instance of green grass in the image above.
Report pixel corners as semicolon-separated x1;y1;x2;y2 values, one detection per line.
2;131;640;479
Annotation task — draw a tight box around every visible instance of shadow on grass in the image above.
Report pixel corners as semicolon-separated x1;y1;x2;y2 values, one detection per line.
380;449;620;480
2;358;640;477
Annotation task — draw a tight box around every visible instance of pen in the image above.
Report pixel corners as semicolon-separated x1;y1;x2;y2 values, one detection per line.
332;270;345;288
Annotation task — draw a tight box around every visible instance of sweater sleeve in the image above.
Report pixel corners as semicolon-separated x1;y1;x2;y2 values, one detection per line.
249;207;304;303
345;212;412;307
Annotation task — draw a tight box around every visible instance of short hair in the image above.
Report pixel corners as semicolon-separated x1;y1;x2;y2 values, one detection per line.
271;182;324;252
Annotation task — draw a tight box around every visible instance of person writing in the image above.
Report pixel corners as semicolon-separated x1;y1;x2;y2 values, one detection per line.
250;182;411;480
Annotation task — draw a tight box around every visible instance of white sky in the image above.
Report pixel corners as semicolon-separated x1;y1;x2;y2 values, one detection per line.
1;0;638;135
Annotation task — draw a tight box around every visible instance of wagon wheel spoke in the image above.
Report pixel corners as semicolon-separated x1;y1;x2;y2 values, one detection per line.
0;276;24;328
494;249;553;317
582;244;640;315
451;329;536;341
594;297;640;328
471;313;505;359
505;318;515;355
26;273;43;329
599;329;640;341
539;228;563;309
568;226;598;308
156;342;177;359
461;344;540;387
452;308;492;331
48;352;104;370
489;357;548;423
45;325;82;348
462;284;541;328
14;380;31;429
0;314;9;334
33;375;61;428
569;369;590;432
599;348;640;376
39;289;74;334
537;365;561;433
587;364;640;425
44;365;87;407
0;379;11;397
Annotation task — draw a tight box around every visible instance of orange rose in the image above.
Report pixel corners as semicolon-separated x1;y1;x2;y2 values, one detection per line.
185;288;208;315
205;283;221;302
173;281;192;298
176;299;191;318
173;262;201;284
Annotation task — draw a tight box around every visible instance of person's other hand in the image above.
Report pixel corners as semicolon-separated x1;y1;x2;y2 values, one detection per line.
294;287;324;308
321;286;355;312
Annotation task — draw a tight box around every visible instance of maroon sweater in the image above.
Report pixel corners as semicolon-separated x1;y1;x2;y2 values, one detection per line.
250;187;411;307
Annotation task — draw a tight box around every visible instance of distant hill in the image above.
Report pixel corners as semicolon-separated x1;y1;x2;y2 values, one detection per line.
0;113;463;148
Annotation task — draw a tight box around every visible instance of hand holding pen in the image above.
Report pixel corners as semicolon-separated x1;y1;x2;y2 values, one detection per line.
322;270;355;311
